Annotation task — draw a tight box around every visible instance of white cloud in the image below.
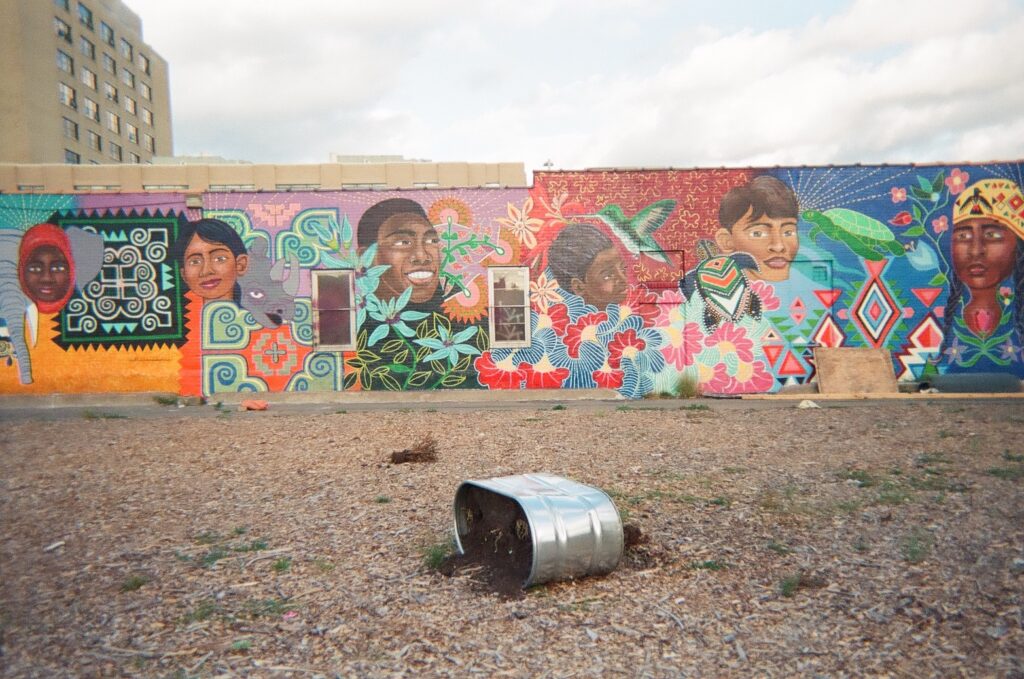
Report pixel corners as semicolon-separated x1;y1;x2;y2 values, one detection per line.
126;0;1024;169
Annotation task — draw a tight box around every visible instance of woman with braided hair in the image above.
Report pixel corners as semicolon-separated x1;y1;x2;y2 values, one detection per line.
939;178;1024;367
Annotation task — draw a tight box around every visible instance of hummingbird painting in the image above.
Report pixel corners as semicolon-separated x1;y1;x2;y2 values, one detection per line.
575;199;677;265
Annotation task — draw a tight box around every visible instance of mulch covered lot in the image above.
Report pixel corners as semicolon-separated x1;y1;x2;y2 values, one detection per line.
1;399;1022;677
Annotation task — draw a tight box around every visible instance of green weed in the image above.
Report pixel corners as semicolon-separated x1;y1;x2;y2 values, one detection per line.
82;410;127;420
709;496;730;507
374;495;391;504
421;540;453;571
837;469;875;488
200;546;230;568
272;558;291;573
121;574;148;592
1001;450;1024;463
680;403;710;411
184;600;219;623
334;409;348;415
230;639;252;652
153;394;179;406
194;530;221;545
767;540;792;555
900;528;933;564
987;467;1024;481
689;560;728;571
313;559;335;572
551;404;567;411
232;526;248;536
245;598;295;618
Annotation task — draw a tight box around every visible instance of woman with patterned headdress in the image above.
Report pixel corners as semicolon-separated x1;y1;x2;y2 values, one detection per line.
940;178;1024;367
18;223;75;313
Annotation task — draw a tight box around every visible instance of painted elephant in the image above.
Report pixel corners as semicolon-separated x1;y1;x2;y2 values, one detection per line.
238;237;299;328
0;225;103;384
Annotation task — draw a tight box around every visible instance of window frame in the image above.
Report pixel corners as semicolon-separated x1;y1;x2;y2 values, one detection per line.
77;2;93;30
487;266;531;348
311;270;357;351
54;17;72;43
100;21;114;46
126;122;138;144
105;110;120;134
64;149;81;164
137;53;150;75
103;81;118;103
139;81;152;101
80;65;96;89
107;141;122;161
58;82;77;109
86;129;102;151
124;95;137;115
102;52;115;74
82;96;99;121
79;35;94;59
62;116;79;140
56;48;74;75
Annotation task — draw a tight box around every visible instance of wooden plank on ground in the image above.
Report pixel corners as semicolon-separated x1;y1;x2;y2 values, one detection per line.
813;347;898;394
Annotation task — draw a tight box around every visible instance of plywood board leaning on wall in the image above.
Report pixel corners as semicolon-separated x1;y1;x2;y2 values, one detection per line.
813;348;898;394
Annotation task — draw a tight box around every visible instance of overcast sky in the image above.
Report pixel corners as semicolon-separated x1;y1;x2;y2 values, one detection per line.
126;0;1024;174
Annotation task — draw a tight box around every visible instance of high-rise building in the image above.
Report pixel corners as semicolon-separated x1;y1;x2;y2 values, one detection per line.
0;0;172;164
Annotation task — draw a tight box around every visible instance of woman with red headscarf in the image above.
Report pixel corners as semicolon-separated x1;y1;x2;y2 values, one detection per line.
18;223;76;313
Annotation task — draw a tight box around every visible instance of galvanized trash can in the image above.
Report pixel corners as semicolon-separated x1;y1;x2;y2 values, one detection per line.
453;473;623;588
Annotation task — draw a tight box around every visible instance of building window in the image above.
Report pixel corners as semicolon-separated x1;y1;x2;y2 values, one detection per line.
77;2;93;29
102;52;115;74
87;130;101;151
126;122;138;144
80;66;96;89
58;82;77;109
312;271;356;350
62;117;79;140
141;107;153;125
108;141;122;161
54;17;72;43
56;49;74;75
65;149;81;164
100;21;113;46
120;69;134;88
139;81;151;101
103;81;118;102
128;152;140;164
137;53;150;75
55;0;70;10
83;97;99;121
124;96;136;115
119;38;132;60
79;36;94;59
488;267;531;347
143;134;155;153
105;110;120;134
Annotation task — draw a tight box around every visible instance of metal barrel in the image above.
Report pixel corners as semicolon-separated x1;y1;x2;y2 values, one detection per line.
453;473;623;587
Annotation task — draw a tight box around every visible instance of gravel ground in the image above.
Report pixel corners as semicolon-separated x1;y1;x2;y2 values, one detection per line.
1;399;1023;678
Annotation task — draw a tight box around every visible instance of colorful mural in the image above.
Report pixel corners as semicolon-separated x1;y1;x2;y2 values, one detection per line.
1;162;1022;398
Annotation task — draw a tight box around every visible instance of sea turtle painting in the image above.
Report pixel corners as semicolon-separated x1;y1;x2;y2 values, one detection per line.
803;208;905;261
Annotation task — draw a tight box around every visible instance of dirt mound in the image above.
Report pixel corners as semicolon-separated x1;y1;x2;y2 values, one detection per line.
440;487;533;597
390;435;438;464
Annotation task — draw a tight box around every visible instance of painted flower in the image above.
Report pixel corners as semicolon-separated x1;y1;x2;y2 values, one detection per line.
564;311;607;359
618;287;660;326
1000;340;1020;362
999;286;1013;306
704;323;754;364
475;351;525;389
497;197;543;250
661;321;703;370
365;287;429;346
931;215;948;235
442;278;489;323
945;168;970;196
520;355;570;389
943;337;965;366
726;359;776;394
607;328;648;370
530;272;563;313
697;361;732;394
655;289;685;326
748;280;780;312
889;211;913;227
414;325;480;367
592;360;624;390
428;197;473;228
534;303;570;336
890;187;907;203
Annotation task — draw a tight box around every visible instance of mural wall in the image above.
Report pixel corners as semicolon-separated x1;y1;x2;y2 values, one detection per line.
1;162;1022;398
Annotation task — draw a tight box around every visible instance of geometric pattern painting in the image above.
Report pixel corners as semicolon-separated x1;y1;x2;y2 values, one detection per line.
850;259;901;348
51;210;188;350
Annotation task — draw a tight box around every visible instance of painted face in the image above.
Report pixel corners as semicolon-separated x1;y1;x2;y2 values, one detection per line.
717;208;799;282
573;246;627;309
952;218;1017;292
373;213;441;304
181;234;249;301
23;245;71;304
